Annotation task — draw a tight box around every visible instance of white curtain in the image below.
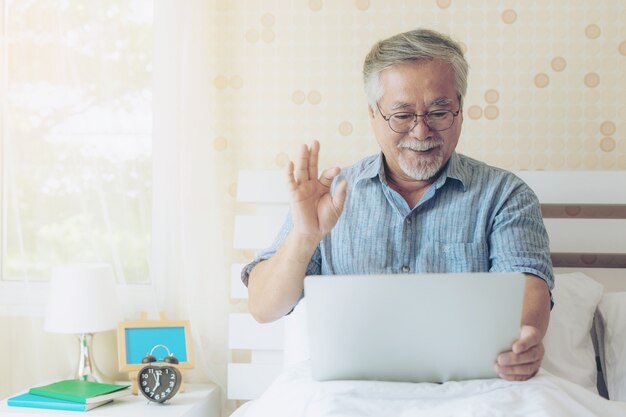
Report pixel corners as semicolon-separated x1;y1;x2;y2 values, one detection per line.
2;0;155;397
152;0;230;411
2;2;232;412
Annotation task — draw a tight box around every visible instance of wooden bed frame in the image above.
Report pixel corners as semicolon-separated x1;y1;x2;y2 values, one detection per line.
228;169;626;400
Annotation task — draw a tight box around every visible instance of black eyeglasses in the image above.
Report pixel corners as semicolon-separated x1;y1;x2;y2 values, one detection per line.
376;100;462;133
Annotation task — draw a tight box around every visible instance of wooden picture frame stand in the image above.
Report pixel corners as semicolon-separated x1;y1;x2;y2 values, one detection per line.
118;312;195;395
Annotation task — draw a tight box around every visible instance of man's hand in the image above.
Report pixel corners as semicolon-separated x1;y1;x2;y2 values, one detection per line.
248;140;347;323
287;140;348;240
495;325;544;381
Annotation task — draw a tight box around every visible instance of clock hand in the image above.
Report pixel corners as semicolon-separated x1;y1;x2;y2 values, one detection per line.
153;371;161;390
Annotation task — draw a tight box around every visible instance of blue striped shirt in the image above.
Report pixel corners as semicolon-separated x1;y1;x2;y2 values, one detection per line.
242;152;554;291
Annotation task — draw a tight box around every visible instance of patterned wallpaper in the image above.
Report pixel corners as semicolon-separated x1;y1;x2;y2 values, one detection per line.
208;0;625;183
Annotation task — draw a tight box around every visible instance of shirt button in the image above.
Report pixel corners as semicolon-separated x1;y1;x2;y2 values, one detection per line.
402;266;410;273
406;218;412;224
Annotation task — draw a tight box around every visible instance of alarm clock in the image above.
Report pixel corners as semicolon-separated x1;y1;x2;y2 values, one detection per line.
137;345;182;403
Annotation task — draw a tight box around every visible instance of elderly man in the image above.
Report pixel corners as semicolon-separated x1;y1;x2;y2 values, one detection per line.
242;28;553;382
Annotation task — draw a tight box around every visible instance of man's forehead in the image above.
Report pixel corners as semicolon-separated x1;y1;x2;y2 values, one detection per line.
378;61;457;109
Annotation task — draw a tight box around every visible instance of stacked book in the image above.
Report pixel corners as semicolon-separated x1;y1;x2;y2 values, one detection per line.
8;379;131;412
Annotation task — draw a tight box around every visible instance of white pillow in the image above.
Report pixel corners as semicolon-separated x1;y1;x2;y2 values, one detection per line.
542;272;604;393
282;299;310;366
596;292;626;401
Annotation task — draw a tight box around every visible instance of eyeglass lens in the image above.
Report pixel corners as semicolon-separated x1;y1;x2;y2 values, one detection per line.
389;111;454;133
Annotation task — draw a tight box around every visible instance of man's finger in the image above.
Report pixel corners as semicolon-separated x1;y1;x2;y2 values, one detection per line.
501;372;537;382
496;361;540;379
331;180;348;217
286;161;297;191
295;144;310;183
319;167;340;188
512;325;542;354
497;345;542;366
308;140;320;183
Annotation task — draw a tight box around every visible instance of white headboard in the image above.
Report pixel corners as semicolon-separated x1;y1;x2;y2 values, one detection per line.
227;169;626;401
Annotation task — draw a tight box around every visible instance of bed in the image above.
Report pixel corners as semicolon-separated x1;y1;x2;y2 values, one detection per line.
228;169;626;416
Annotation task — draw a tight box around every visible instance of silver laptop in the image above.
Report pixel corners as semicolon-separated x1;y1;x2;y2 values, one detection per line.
303;272;525;383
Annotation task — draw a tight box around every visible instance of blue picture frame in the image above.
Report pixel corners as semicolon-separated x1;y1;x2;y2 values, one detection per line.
117;317;194;372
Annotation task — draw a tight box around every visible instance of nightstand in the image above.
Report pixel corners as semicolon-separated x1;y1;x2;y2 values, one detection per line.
0;383;220;417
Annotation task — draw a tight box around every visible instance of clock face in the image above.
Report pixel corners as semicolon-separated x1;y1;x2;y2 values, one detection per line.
138;365;182;403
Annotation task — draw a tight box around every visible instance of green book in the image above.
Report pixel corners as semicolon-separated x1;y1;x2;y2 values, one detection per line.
8;393;112;411
29;380;131;404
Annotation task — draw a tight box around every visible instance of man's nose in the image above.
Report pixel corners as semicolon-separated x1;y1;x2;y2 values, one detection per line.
407;116;432;141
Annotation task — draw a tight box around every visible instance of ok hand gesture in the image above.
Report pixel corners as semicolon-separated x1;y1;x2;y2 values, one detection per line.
287;140;348;241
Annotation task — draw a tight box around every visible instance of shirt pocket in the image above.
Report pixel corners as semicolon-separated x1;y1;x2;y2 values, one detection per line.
433;242;490;272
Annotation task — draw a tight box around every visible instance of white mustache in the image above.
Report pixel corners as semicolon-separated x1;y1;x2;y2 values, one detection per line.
398;140;443;152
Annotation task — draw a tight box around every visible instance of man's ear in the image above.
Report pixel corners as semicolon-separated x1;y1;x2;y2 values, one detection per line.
367;103;376;120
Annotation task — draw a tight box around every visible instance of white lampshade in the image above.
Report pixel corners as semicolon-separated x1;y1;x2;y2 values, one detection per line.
44;263;122;334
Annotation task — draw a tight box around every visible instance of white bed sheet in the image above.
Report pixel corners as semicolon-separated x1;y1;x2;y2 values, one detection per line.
233;361;626;417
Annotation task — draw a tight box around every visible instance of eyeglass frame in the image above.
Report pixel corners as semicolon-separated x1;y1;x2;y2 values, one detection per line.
375;97;463;133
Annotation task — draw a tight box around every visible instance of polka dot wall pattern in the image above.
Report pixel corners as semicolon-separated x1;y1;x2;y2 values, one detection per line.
502;9;517;24
213;75;243;90
212;2;625;174
355;0;370;11
245;13;276;43
291;90;323;105
468;89;500;121
308;0;322;12
213;137;228;151
436;0;452;9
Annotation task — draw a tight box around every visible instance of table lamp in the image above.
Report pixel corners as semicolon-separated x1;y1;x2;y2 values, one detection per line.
44;263;122;382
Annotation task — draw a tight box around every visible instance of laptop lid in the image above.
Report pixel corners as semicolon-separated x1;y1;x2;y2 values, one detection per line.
303;272;525;383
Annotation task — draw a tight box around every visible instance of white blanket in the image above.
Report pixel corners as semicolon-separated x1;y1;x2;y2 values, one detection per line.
234;362;626;417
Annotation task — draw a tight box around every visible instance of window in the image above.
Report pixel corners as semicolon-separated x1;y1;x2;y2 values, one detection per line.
1;0;152;283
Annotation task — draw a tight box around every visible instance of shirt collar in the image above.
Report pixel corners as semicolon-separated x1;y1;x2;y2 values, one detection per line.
434;152;468;191
354;153;383;184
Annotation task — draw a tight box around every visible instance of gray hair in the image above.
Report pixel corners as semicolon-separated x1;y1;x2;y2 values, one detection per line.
363;28;468;107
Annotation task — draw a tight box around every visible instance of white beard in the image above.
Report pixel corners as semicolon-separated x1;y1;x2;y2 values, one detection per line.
396;140;445;181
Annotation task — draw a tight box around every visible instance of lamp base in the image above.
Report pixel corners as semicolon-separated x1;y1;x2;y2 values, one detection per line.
76;333;108;383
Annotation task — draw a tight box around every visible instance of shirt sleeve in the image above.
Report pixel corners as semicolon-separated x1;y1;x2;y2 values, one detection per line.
240;210;322;288
487;178;555;293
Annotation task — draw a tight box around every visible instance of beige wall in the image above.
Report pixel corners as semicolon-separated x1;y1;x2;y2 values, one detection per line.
211;0;625;180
